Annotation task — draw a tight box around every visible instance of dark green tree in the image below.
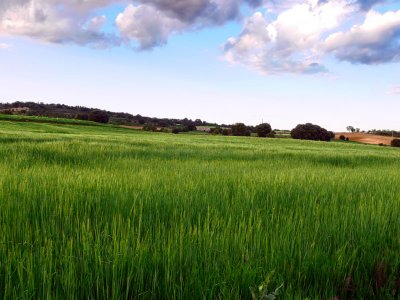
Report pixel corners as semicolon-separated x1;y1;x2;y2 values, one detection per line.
291;123;333;142
391;139;400;147
255;123;272;138
231;123;250;136
88;110;109;123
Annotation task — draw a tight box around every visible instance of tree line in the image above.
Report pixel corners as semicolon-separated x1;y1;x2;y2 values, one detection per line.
2;101;399;146
0;101;216;128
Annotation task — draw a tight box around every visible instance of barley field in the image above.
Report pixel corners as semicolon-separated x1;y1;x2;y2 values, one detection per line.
1;120;400;299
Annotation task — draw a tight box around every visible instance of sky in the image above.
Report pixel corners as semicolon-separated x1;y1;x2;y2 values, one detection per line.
0;0;400;131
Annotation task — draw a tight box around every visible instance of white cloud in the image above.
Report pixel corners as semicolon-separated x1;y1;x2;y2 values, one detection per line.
224;0;352;74
0;0;261;50
0;0;400;76
116;4;185;49
88;15;107;32
0;0;119;47
324;9;400;64
115;0;262;49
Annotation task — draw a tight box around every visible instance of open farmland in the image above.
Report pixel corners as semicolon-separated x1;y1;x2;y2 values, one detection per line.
335;132;395;146
1;120;400;299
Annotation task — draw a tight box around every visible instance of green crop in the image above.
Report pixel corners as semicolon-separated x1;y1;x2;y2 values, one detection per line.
1;120;400;299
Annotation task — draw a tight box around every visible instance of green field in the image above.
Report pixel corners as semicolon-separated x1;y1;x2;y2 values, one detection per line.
1;120;400;299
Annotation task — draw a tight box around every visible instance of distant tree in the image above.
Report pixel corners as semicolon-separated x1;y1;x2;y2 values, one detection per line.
355;128;360;133
1;109;13;115
255;123;272;138
180;126;190;132
143;124;157;132
210;127;223;135
291;123;333;142
222;128;231;136
187;123;197;131
75;113;89;121
391;139;400;147
172;128;180;134
346;126;355;133
160;127;171;133
231;123;250;136
88;110;109;123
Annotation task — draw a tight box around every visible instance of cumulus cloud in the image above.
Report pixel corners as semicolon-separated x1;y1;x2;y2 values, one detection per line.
0;0;119;47
115;0;262;49
0;0;400;75
116;4;184;49
135;0;261;24
224;0;352;74
324;9;400;64
0;0;262;49
224;0;400;74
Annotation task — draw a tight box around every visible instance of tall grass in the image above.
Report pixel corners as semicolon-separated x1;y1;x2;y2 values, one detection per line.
1;121;400;299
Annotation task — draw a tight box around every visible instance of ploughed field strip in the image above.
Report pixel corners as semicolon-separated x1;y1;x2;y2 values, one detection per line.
1;121;400;299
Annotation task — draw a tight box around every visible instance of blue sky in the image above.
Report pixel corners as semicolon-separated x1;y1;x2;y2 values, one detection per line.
0;0;400;131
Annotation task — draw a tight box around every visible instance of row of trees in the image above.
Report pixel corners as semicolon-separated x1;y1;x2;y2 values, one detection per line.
346;126;400;138
208;123;274;138
367;129;400;138
0;101;216;128
208;122;334;142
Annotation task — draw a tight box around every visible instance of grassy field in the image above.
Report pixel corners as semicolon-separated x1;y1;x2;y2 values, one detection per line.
0;114;106;126
1;120;400;299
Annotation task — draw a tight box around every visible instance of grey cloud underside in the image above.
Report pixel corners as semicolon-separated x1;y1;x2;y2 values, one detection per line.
318;0;384;10
115;0;264;50
333;30;400;64
355;0;385;10
1;0;400;74
0;0;120;47
135;0;262;25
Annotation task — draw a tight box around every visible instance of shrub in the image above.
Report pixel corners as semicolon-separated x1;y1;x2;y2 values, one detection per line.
256;123;272;138
75;113;89;121
339;135;346;141
187;124;197;131
172;128;180;134
88;110;109;123
222;128;231;136
328;131;335;140
159;128;170;133
143;124;157;132
210;127;223;135
171;126;189;134
391;139;400;147
1;110;13;115
231;123;250;136
291;123;333;142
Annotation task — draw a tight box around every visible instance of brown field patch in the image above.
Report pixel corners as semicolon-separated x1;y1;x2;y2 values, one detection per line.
335;132;394;145
120;125;143;130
